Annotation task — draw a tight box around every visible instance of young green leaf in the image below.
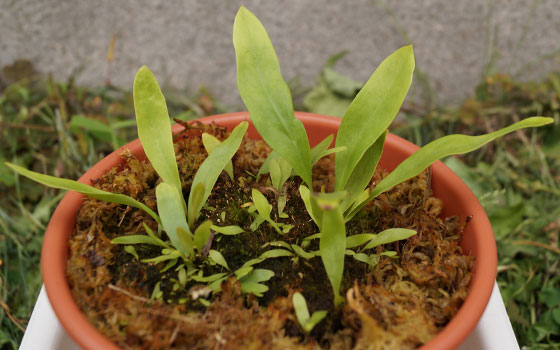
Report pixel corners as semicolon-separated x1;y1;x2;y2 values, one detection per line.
111;234;169;248
156;182;193;256
252;188;272;220
312;192;347;306
291;244;319;260
335;45;415;192
298;185;319;226
346;116;554;221
188;121;249;224
202;133;234;180
233;6;312;186
133;66;183;208
187;183;205;230
341;130;386;211
345;234;376;249
5;163;161;224
257;151;280;179
293;292;328;334
208;249;230;270
251;188;282;234
211;225;245;236
193;220;213;252
124;246;139;260
269;156;292;191
238;268;275;296
142;250;182;264
362;228;416;250
310;134;347;165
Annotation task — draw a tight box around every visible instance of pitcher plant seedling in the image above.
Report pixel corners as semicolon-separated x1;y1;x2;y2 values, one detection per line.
233;6;552;305
6;5;554;328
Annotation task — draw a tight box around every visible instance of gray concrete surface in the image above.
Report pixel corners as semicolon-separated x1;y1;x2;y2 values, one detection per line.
1;0;559;109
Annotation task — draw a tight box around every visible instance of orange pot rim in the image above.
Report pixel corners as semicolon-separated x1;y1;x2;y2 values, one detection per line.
41;112;497;350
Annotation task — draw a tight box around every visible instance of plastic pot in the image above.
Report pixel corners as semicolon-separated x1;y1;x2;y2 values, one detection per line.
42;112;497;350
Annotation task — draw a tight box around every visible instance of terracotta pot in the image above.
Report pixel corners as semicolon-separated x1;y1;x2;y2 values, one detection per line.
42;112;497;350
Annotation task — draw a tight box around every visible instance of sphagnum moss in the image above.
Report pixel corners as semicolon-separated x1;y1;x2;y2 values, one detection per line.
66;122;472;349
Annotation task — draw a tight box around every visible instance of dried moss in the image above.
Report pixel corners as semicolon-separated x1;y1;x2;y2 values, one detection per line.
67;123;472;349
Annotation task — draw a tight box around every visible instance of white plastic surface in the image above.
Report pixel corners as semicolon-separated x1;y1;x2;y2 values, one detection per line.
20;282;518;350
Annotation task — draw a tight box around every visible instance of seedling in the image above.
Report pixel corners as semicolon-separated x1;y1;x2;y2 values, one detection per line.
292;292;327;334
233;6;552;305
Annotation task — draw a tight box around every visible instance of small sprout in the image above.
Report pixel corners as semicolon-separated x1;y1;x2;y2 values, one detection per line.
238;269;275;297
208;250;230;270
211;225;245;235
292;292;328;334
151;281;163;300
124;246;139;260
177;266;188;286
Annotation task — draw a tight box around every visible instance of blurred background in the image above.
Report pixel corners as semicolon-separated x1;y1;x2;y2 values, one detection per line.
1;0;559;349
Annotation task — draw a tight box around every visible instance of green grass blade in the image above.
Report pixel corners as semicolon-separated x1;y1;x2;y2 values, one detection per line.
346;117;554;221
156;182;192;256
233;6;312;186
133;66;184;208
5;163;161;224
335;45;415;191
188;122;248;223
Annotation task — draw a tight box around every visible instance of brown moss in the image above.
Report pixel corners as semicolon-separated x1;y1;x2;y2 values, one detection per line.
67;123;473;349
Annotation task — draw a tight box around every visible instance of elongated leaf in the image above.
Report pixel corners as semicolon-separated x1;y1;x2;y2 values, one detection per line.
156;183;192;256
346;234;376;249
211;225;245;235
269;157;292;191
188;122;248;222
310;134;346;165
191;272;228;283
362;229;416;250
298;185;319;226
341;130;386;211
142;250;182;264
124;246;139;260
111;234;168;248
257;151;280;178
310;134;333;164
305;310;328;333
193;220;213;252
291;244;319;260
209;250;230;270
335;46;415;191
202;133;234;180
346;116;554;220
187;183;205;230
133;66;183;207
5;163;160;224
313;193;346;306
234;7;312;186
293;292;311;326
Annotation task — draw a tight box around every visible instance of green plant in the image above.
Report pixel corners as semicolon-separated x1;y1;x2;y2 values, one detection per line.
233;6;553;305
292;292;327;334
5;67;252;294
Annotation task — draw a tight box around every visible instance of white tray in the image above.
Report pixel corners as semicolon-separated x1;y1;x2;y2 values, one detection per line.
20;282;518;350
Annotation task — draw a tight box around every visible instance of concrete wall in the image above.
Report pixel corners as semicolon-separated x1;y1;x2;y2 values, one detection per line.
1;0;559;108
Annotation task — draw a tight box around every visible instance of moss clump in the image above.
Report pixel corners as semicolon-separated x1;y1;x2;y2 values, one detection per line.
66;123;472;349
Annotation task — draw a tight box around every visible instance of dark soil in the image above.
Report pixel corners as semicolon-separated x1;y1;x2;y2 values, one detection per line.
66;123;472;350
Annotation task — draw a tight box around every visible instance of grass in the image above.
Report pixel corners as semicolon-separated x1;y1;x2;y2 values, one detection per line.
0;59;559;349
